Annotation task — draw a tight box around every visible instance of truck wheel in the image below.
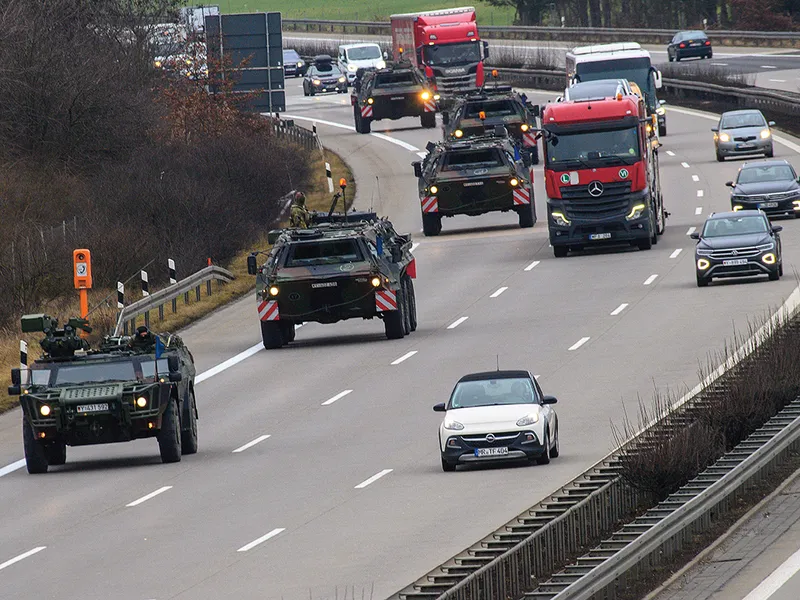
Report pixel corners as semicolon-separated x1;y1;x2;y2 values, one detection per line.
260;320;284;349
517;203;534;228
420;112;436;128
406;277;417;332
383;289;406;340
279;321;295;343
23;420;48;474
637;235;653;251
656;196;666;235
402;284;411;335
181;391;198;455
157;398;182;464
658;122;667;137
422;213;442;236
553;245;568;258
45;441;67;466
531;146;539;165
650;210;659;245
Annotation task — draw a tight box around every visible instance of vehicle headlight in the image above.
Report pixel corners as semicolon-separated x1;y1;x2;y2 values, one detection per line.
297;60;304;67
313;79;321;85
656;107;666;116
521;123;530;132
433;94;440;100
367;97;374;104
761;128;771;139
510;178;519;187
454;129;463;138
348;64;357;72
443;419;464;431
733;205;743;211
421;91;431;100
794;200;800;210
551;211;570;226
429;185;438;194
39;404;51;417
719;132;731;142
269;286;279;296
338;76;346;83
371;277;381;287
697;258;711;270
376;60;386;69
696;248;713;256
762;253;777;264
516;413;539;426
757;242;775;252
135;396;148;408
626;203;646;220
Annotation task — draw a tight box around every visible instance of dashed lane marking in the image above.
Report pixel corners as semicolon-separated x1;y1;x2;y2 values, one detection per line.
568;337;590;351
0;547;47;572
322;390;353;406
447;317;469;329
681;162;690;168
355;469;393;489
126;486;172;507
697;190;704;197
670;249;683;259
644;274;659;285
237;528;286;552
391;351;417;366
232;434;272;452
692;175;700;182
490;287;508;298
695;207;703;215
610;303;629;316
666;150;676;156
524;260;540;271
687;226;697;236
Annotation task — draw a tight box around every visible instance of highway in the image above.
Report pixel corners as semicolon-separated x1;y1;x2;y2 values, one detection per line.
1;78;800;600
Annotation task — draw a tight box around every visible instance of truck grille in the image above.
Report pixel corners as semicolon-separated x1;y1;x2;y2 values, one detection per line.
560;181;632;201
63;385;119;400
437;74;477;95
560;181;633;220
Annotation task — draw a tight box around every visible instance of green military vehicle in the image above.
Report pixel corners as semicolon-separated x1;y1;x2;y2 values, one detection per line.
247;212;418;348
412;133;536;236
441;85;541;165
8;315;198;474
351;59;439;134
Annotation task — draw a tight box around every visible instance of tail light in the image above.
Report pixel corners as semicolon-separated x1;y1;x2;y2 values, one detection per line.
679;43;686;48
705;40;711;46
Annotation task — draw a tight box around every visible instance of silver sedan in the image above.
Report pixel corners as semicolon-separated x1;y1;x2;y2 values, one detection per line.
712;109;775;162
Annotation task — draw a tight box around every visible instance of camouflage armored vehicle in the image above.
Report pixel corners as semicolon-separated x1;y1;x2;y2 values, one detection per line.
247;212;418;348
8;315;198;474
442;85;541;165
412;133;536;236
351;59;439;134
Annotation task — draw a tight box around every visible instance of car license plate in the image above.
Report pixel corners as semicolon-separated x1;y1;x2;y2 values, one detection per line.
760;202;779;208
77;403;109;413
475;447;509;457
589;233;612;240
391;96;405;100
736;143;755;150
463;181;484;187
723;259;748;266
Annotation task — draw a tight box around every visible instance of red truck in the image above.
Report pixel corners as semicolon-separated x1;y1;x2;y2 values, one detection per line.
390;6;488;99
541;94;666;257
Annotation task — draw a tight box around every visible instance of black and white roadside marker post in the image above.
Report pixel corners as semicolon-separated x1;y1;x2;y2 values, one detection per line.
325;162;334;193
169;259;178;313
117;282;124;309
19;340;27;371
141;270;150;328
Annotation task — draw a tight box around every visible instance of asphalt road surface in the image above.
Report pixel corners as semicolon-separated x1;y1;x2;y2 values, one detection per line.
2;80;800;600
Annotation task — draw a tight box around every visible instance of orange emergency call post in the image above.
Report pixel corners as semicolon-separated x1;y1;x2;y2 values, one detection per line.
73;249;93;330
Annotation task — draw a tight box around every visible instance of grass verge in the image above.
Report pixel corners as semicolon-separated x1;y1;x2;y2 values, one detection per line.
0;148;354;415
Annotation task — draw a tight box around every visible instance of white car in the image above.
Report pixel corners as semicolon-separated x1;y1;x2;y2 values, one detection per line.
337;43;387;84
434;370;559;472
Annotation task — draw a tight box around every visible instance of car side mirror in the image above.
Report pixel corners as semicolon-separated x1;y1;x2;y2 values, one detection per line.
10;368;21;386
725;181;734;187
772;225;783;233
711;127;718;133
247;254;258;275
542;395;558;404
483;40;489;58
433;402;446;412
690;232;701;240
528;103;540;117
7;385;20;396
167;355;180;373
412;161;422;178
168;372;183;382
769;121;776;126
659;99;667;106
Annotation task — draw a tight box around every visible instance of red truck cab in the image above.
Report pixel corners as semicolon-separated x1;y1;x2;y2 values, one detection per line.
390;6;488;98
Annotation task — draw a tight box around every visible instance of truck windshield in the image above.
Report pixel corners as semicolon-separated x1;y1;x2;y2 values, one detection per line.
55;361;136;385
285;240;364;266
464;100;521;119
141;359;170;380
441;149;504;171
374;72;417;87
424;41;481;66
347;46;382;60
576;58;656;108
546;127;640;167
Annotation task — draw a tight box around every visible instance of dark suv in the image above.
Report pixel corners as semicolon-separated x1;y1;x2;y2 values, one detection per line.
728;159;800;218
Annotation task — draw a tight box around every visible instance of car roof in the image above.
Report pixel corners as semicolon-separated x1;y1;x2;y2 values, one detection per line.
676;30;707;37
457;370;533;382
707;209;764;219
721;109;764;117
339;42;381;50
283;48;299;55
740;159;792;169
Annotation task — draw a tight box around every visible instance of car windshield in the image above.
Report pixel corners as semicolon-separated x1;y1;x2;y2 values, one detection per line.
546;127;640;167
449;377;538;409
464;99;521;119
738;164;796;184
283;49;301;61
374;71;417;87
441;149;504;171
568;82;624;100
25;367;52;386
285;239;363;266
423;41;481;66
141;359;170;380
677;31;707;41
54;361;136;385
576;57;656;108
347;45;382;60
702;216;769;238
721;112;765;129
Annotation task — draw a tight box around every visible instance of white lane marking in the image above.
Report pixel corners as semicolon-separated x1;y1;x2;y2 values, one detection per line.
760;65;778;69
321;390;353;406
126;486;172;507
355;469;393;489
524;260;540;271
447;317;469;329
692;175;700;182
610;303;629;316
741;544;800;600
644;274;659;286
195;341;263;384
711;62;728;66
670;249;683;259
490;286;508;298
695;207;703;215
281;114;419;152
666;150;676;156
769;79;787;83
237;528;285;552
391;351;417;365
681;162;690;168
0;459;26;478
568;337;590;351
232;434;272;452
410;242;420;252
0;547;46;572
697;190;704;197
687;226;697;236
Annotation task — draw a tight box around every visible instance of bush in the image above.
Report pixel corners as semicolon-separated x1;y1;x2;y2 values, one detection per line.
660;63;756;88
486;45;561;71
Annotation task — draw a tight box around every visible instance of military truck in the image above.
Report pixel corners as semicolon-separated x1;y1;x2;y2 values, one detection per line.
247;212;418;348
8;315;198;474
442;84;541;165
351;58;439;134
412;133;536;236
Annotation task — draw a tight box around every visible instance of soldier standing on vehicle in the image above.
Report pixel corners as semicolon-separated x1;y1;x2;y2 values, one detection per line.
290;191;311;228
130;326;157;350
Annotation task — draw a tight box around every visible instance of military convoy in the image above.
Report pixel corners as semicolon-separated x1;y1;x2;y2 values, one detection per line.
248;212;418;348
8;314;198;474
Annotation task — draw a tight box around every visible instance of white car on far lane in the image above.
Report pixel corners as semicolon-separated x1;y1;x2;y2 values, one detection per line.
434;370;559;472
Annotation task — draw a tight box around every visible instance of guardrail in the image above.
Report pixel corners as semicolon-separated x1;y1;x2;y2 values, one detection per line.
113;265;235;336
268;117;318;152
282;19;800;48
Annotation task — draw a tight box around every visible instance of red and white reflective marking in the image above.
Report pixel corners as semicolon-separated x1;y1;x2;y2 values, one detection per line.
523;132;537;147
423;100;436;112
375;290;398;312
421;196;438;213
513;187;531;205
258;300;279;321
361;105;373;118
529;166;535;183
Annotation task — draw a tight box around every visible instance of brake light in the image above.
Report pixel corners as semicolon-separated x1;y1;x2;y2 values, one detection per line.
705;40;711;46
679;43;686;48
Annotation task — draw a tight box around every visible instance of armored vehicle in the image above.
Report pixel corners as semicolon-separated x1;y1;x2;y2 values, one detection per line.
442;85;541;165
412;133;536;236
8;315;198;474
352;59;439;134
247;212;418;348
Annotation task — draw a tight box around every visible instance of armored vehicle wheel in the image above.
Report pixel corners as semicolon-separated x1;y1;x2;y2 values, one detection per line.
531;147;539;165
45;441;67;466
279;321;295;343
157;398;182;463
260;320;284;349
536;431;551;465
23;420;49;474
384;289;406;340
650;210;658;245
517;203;534;228
553;245;568;258
659;122;667;137
181;391;198;455
405;277;417;332
303;86;309;97
420;112;436;128
354;106;372;134
422;213;442;236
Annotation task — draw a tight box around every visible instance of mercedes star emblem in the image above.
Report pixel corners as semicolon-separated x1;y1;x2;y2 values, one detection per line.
588;181;604;197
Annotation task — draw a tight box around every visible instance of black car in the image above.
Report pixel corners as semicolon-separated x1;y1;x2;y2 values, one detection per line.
303;55;347;96
728;159;800;218
692;210;782;287
668;30;712;62
283;48;307;77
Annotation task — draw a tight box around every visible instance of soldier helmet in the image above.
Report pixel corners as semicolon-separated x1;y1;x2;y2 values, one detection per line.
135;326;150;338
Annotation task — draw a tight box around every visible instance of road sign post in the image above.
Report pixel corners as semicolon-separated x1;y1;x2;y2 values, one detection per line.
72;249;93;338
